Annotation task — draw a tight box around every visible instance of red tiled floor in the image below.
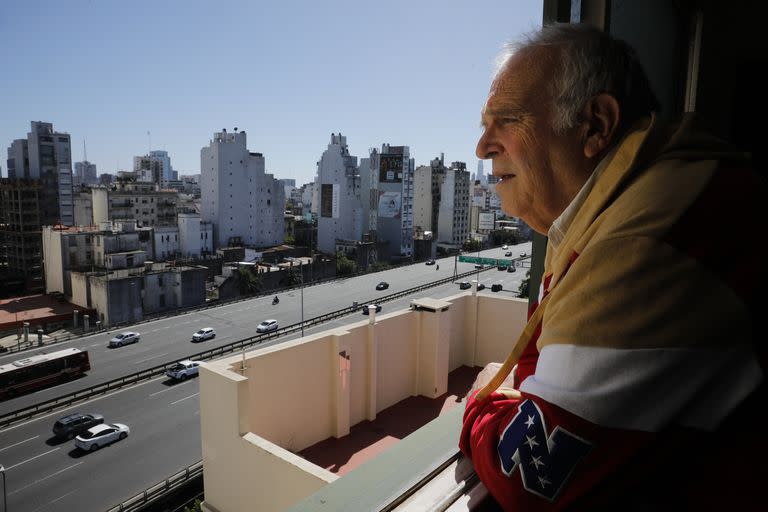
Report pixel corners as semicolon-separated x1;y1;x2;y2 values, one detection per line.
299;365;482;476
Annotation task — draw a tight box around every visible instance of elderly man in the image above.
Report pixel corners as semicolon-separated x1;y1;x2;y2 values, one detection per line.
460;23;765;510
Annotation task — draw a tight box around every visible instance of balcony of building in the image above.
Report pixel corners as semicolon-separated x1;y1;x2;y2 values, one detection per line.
199;289;528;512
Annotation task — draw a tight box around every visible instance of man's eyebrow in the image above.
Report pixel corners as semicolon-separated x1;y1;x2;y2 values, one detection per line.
480;107;525;128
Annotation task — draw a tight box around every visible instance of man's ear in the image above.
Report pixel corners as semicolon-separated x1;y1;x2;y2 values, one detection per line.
581;93;621;159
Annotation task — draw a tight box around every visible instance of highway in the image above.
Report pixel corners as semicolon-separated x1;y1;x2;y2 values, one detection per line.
0;243;531;512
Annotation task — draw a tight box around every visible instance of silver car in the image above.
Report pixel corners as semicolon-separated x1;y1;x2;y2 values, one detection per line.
108;331;140;347
75;423;130;451
256;319;279;333
192;327;216;342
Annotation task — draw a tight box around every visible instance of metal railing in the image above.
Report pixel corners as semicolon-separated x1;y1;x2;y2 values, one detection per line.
0;266;494;429
105;461;203;512
0;255;502;356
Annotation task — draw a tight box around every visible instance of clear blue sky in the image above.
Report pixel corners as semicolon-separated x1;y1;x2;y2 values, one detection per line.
1;0;542;184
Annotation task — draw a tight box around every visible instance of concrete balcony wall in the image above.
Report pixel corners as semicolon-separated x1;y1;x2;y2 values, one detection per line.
242;333;337;452
375;311;417;411
200;361;337;512
474;295;529;366
200;292;530;512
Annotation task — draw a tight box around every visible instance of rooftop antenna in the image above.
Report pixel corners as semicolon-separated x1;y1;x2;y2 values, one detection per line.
83;139;88;163
147;130;151;155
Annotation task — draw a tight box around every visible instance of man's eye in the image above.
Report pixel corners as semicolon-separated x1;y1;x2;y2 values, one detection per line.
499;117;519;124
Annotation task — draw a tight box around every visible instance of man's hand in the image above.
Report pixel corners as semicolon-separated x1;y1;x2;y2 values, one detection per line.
467;362;518;397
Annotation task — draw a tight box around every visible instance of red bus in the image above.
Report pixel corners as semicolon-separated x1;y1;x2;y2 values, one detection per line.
0;347;91;400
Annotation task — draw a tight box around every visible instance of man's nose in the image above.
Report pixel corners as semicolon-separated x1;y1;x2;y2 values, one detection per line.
476;129;489;159
476;128;497;160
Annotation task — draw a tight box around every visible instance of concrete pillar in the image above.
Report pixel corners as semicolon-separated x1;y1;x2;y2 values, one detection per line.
83;314;90;331
411;299;452;399
417;310;450;398
368;305;376;324
23;322;30;343
37;328;44;346
73;310;79;328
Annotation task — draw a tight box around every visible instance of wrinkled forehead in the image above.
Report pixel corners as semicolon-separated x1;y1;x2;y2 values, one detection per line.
483;47;555;114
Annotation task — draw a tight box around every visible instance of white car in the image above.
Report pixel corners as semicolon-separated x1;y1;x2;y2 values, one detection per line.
256;319;279;333
75;423;130;451
166;360;201;381
192;327;216;342
502;244;508;250
109;331;140;347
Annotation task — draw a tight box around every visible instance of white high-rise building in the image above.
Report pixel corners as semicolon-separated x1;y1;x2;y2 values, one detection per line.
316;133;363;254
437;162;470;246
200;128;284;249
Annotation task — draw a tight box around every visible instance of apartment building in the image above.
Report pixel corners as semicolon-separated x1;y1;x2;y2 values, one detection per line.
0;179;44;292
200;128;284;249
316;133;364;254
374;144;414;262
42;220;207;325
436;162;470;248
91;177;178;228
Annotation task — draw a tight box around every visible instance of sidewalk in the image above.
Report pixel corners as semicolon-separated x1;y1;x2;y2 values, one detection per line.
0;329;68;354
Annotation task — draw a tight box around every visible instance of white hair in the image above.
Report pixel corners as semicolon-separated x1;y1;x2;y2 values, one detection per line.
496;23;660;134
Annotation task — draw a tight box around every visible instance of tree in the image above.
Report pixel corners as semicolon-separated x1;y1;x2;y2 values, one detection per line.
517;270;531;299
184;498;203;512
237;266;262;295
462;238;482;252
490;229;520;246
336;251;357;275
284;233;295;245
283;265;301;286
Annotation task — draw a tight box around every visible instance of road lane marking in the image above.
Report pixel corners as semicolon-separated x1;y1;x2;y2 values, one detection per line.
30;490;78;511
9;463;84;496
170;392;199;405
149;386;177;397
0;435;39;453
134;352;169;364
0;374;168;433
5;447;60;470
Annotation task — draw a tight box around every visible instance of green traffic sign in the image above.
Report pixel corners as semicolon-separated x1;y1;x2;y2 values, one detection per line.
459;256;517;266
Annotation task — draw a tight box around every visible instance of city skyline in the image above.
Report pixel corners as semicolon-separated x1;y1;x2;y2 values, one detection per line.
0;0;542;184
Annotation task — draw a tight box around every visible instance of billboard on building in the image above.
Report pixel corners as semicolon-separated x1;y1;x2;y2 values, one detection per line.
379;155;403;183
478;212;495;231
320;183;339;218
378;191;402;218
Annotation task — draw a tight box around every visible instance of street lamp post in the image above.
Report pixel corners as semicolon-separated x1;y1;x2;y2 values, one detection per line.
300;261;305;337
13;301;19;340
1;463;7;512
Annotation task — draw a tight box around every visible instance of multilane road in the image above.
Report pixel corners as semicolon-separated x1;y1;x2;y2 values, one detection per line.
0;243;530;512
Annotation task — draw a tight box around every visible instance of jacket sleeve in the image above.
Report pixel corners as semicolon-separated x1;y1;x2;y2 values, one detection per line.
460;234;762;510
459;389;652;510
